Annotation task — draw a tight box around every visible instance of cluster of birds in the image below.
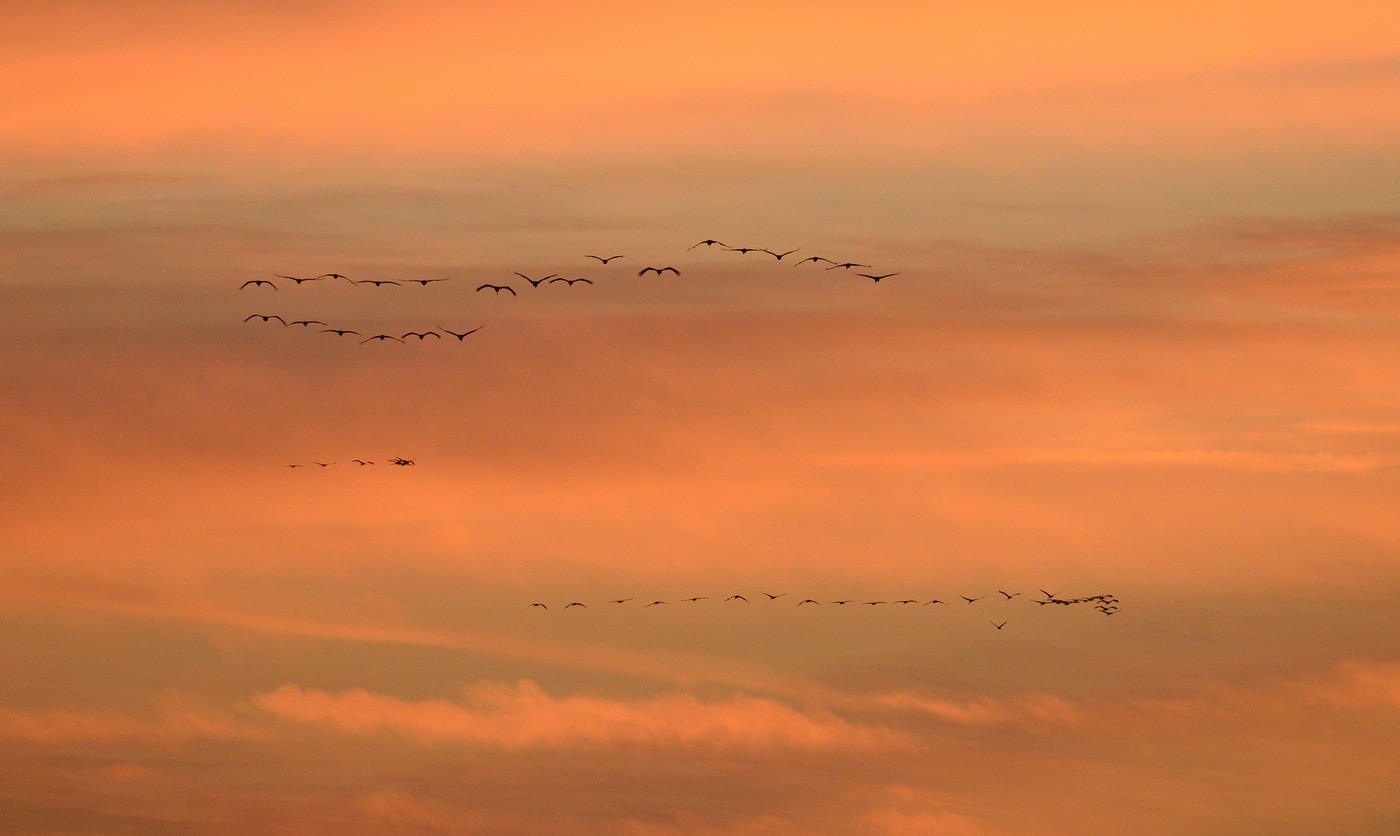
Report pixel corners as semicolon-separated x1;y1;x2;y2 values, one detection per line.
239;238;900;344
285;457;416;468
527;589;1119;629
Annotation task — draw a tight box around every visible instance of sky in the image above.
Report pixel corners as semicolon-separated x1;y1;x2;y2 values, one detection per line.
2;1;1398;833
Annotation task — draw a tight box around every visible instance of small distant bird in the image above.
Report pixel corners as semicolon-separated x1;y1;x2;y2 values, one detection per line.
351;459;374;465
585;255;623;264
797;599;820;606
438;325;481;341
760;592;787;600
762;248;799;260
858;272;899;282
244;313;286;324
406;278;447;285
610;598;633;604
288;319;326;327
276;274;322;285
353;279;401;287
725;247;761;255
529;603;548;609
999;591;1020;600
477;284;517;295
360;334;404;344
514;273;555;288
863;601;886;606
240;280;277;290
638;266;680;276
643;600;666;607
991;621;1007;630
962;596;984;603
895;599;918;605
831;600;853;605
388;457;416;466
796;256;835;265
314;273;350;282
682;596;709;603
564;602;586;609
322;328;360;337
1039;589;1058;599
549;277;592;286
285;464;303;468
312;461;334;467
401;331;440;340
688;239;727;250
923;599;948;606
825;262;871;270
725;595;748;602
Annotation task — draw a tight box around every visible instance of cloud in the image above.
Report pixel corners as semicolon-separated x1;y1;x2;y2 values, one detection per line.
256;680;902;751
0;706;255;744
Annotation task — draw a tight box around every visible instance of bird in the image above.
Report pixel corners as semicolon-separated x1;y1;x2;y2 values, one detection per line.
688;239;727;250
1039;589;1058;599
352;279;401;287
831;600;853;605
285;464;303;468
609;598;633;604
991;621;1007;630
643;600;666;607
438;325;481;341
862;601;886;606
961;596;984;603
796;256;835;265
388;457;416;466
401;330;441;340
351;459;374;465
313;273;350;282
564;602;586;609
549;277;593;286
682;596;709;603
287;319;326;327
638;266;680;276
529;603;548;609
405;278;447;285
477;284;517;295
760;592;787;600
825;262;871;270
240;279;277;290
923;599;948;606
895;599;918;605
275;274;323;285
360;334;404;344
724;595;748;602
243;314;286;325
797;599;821;606
725;247;761;254
857;272;899;282
998;591;1021;600
312;461;335;467
762;248;799;260
321;328;360;337
585;254;623;263
514;273;555;288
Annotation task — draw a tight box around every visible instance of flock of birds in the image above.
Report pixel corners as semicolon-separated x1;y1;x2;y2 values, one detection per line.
239;238;900;344
284;457;416;469
527;589;1120;629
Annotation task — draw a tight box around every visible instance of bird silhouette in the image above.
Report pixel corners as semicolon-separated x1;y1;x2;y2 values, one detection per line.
760;592;787;600
351;459;374;465
585;254;623;263
401;331;440;340
858;272;899;282
962;596;985;603
991;621;1007;630
796;256;835;265
688;239;727;250
285;464;304;468
240;280;277;290
276;274;323;285
682;596;709;603
312;461;335;467
353;279;401;287
477;284;517;295
923;599;948;606
1039;589;1058;599
724;595;749;602
643;600;667;607
999;591;1021;600
895;599;918;605
514;273;555;288
406;278;447;285
725;247;761;255
610;598;633;604
762;248;799;260
439;325;481;341
638;266;680;276
862;601;886;606
825;262;871;270
831;600;853;605
288;319;326;327
359;334;404;344
529;603;548;609
549;277;593;286
243;314;286;325
321;328;360;337
797;599;821;606
564;602;586;609
314;273;350;282
388;457;416;466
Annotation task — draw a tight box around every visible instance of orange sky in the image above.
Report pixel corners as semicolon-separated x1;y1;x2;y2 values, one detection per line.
1;2;1398;833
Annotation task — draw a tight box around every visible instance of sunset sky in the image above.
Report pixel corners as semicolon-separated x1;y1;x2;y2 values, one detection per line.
2;2;1398;833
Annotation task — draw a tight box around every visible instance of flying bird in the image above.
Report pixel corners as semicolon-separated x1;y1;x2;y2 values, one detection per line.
760;592;787;600
275;274;322;285
549;277;593;286
831;600;853;605
923;599;948;605
682;596;709;603
240;279;277;290
321;328;360;336
961;596;985;603
243;314;286;325
724;247;761;254
895;599;918;605
610;598;633;604
389;457;416;466
825;262;871;270
797;599;821;606
762;248;799;260
991;621;1007;630
285;464;303;468
352;279;401;287
858;272;899;282
564;602;586;609
585;254;624;263
529;603;548;609
405;278;447;285
360;334;404;344
401;331;441;340
688;239;727;250
724;595;749;602
1039;589;1058;599
314;273;351;282
438;325;481;341
643;600;667;607
999;591;1021;600
351;459;374;465
514;273;555;288
477;284;517;295
638;266;680;276
312;462;335;467
862;601;886;606
288;319;326;327
796;256;835;265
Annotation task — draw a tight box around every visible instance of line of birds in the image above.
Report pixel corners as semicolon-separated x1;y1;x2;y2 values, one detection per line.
285;457;416;468
243;314;482;344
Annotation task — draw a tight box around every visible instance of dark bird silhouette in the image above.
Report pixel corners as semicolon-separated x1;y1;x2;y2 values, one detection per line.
610;598;633;604
285;464;303;468
643;600;666;607
243;313;286;325
389;457;416;466
514;273;555;288
401;330;441;340
477;284;517;295
895;599;918;605
1040;589;1058;599
863;601;886;606
760;592;787;600
351;459;374;465
825;262;871;270
688;239;727;250
725;247;761;255
831;600;853;605
724;595;748;602
288;319;326;327
314;273;350;282
360;334;404;344
923;599;948;605
682;596;709;603
858;272;899;282
353;279;401;287
638;266;680;276
585;255;623;264
406;278;447;285
322;328;360;336
312;461;335;467
999;591;1021;600
797;599;820;606
992;621;1007;630
962;596;985;603
439;325;481;341
240;279;277;290
564;602;586;609
529;603;548;609
762;248;799;260
796;256;835;265
276;274;323;285
549;277;593;286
